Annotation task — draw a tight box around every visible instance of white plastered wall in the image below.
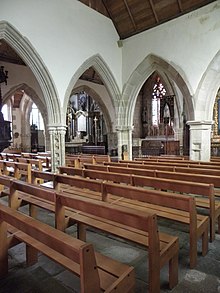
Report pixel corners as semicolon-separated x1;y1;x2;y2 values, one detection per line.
0;0;122;115
122;1;220;98
119;1;220;160
1;62;44;104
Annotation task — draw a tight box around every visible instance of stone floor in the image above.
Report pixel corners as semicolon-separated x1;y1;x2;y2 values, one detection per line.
0;201;220;293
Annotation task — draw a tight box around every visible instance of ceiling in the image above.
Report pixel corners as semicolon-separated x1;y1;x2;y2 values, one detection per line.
0;0;215;87
79;0;215;39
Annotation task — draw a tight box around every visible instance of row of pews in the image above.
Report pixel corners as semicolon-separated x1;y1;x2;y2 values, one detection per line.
0;152;179;292
1;152;220;291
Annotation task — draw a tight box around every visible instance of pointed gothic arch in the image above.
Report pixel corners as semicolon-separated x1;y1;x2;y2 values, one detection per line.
194;50;220;121
63;54;121;124
122;54;194;127
3;83;48;127
2;83;48;152
70;85;112;133
0;21;60;125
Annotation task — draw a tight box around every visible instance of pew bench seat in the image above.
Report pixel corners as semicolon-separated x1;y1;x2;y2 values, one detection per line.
57;182;209;269
1;205;135;293
81;163;220;241
6;180;179;292
31;171;207;269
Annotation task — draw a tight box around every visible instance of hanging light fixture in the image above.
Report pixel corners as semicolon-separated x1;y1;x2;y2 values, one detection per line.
0;65;11;151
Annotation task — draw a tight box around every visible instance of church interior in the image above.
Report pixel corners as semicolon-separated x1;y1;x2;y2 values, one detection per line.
0;0;220;292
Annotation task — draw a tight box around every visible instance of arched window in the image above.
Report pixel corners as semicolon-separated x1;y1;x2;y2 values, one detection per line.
30;103;44;131
152;77;166;126
2;103;11;121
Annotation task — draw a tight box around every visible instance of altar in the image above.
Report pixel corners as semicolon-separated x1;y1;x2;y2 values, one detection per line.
141;136;180;156
65;137;85;154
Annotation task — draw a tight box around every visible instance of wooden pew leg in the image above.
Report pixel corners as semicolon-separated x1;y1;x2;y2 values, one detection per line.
26;245;38;266
77;223;87;241
189;238;197;269
29;204;38;218
169;252;178;289
210;218;215;242
0;221;8;277
202;230;208;257
218;216;220;235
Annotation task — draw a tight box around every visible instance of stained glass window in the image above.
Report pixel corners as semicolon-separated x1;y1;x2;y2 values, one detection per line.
152;77;166;126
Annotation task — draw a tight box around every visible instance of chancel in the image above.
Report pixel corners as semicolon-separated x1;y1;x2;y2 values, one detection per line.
133;75;179;157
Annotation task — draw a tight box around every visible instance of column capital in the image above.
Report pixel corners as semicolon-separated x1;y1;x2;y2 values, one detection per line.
47;124;66;134
115;125;133;132
187;120;213;129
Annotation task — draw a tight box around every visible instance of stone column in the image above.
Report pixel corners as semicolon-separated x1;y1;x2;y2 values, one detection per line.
116;125;133;160
44;130;51;152
48;125;66;172
187;120;213;161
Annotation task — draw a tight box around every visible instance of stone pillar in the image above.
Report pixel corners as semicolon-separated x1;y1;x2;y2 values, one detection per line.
187;120;213;161
44;130;51;152
116;125;133;160
48;125;66;172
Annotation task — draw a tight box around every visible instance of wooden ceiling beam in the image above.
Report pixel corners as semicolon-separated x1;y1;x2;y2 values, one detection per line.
101;0;122;37
177;0;183;12
123;0;137;31
149;0;159;23
101;0;113;19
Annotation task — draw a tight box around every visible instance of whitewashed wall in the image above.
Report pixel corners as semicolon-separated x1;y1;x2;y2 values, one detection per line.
122;1;220;97
0;0;122;105
1;62;43;102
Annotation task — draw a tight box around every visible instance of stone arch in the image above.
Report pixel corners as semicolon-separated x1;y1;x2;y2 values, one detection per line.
122;54;194;127
70;85;112;133
63;54;121;123
0;21;61;125
3;83;48;127
194;50;220;121
3;83;48;151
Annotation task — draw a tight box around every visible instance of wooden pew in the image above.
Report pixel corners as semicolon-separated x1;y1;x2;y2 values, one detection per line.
67;156;95;168
84;161;220;186
0;175;13;194
125;158;220;170
21;152;36;158
0;161;31;184
55;174;208;269
0;204;135;293
4;153;21;161
60;167;217;242
16;157;43;172
134;157;220;166
66;154;110;168
55;191;178;292
31;170;207;269
8;179;179;291
105;161;220;176
83;163;220;241
35;155;51;171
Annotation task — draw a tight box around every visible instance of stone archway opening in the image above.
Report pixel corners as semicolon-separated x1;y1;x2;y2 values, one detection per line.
2;84;47;153
121;54;193;159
